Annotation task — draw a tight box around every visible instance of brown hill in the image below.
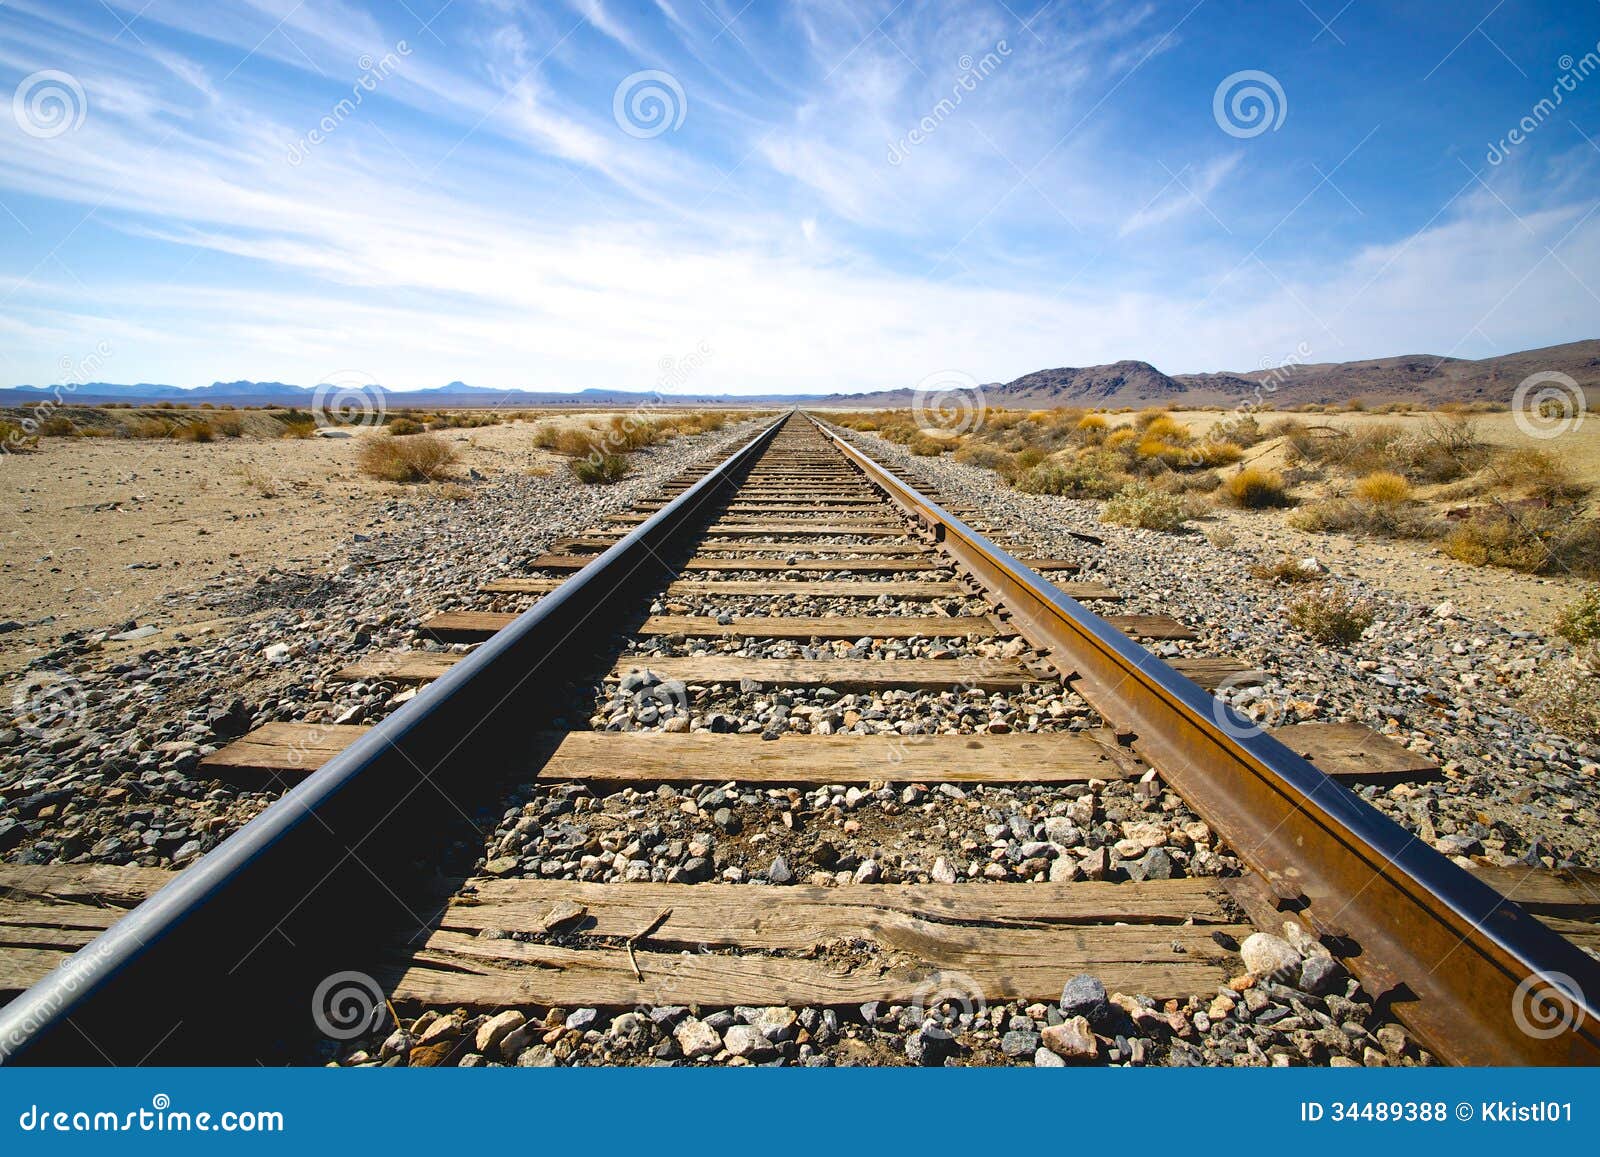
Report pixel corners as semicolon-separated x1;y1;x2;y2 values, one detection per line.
822;339;1599;409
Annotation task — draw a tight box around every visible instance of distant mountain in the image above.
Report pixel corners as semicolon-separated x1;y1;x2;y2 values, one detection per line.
0;380;818;408
820;340;1600;409
3;339;1595;410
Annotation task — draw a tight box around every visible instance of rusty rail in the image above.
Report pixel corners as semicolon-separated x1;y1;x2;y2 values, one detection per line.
814;414;1600;1066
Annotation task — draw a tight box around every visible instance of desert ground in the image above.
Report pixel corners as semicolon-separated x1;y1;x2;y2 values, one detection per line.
0;411;727;673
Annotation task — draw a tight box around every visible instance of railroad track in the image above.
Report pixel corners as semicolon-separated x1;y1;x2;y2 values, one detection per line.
2;411;1597;1066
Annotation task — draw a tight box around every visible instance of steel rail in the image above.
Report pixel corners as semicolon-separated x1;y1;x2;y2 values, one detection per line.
812;414;1600;1066
0;412;791;1065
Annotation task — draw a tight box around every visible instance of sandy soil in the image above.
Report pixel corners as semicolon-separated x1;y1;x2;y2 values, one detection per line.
0;416;618;672
1067;409;1600;631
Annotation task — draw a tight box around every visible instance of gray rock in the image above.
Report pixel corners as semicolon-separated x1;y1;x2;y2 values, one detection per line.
1000;1029;1040;1057
1059;973;1107;1017
1299;953;1348;996
1033;1045;1067;1067
722;1024;775;1060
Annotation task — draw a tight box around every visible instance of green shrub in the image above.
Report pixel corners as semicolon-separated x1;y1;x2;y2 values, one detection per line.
387;416;426;436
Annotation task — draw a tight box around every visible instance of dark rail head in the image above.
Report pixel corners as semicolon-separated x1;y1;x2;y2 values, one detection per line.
0;412;793;1065
810;413;1600;1067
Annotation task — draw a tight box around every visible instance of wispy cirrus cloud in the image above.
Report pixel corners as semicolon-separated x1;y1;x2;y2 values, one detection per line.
0;0;1594;394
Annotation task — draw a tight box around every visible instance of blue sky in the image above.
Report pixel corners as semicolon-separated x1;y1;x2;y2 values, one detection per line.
1;0;1597;394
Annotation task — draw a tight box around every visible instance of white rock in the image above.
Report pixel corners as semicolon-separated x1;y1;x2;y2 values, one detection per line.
673;1017;722;1059
1240;931;1302;980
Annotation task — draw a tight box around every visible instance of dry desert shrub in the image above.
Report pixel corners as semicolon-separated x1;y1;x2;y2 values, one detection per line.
1352;471;1411;506
1221;467;1292;509
1553;585;1600;645
386;416;426;436
173;420;215;442
1;419;39;452
1285;588;1375;646
1520;645;1600;742
358;432;457;482
572;452;629;484
1441;510;1600;577
1100;480;1188;531
1250;556;1324;584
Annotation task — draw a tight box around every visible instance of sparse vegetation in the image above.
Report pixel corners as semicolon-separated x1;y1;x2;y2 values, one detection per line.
1520;645;1600;742
1352;470;1411;506
358;432;457;482
1285;588;1375;646
386;416;426;436
1221;467;1292;509
1554;585;1600;646
1441;510;1600;577
1;419;39;452
572;452;630;484
1250;556;1324;584
1100;480;1188;531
